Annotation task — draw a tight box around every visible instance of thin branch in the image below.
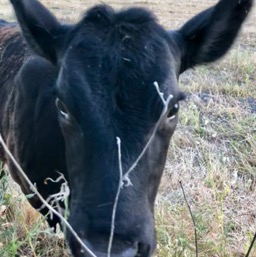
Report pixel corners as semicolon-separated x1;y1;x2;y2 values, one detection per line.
179;181;198;257
108;137;123;257
245;232;256;257
0;134;97;257
107;82;174;256
38;172;70;215
122;82;173;186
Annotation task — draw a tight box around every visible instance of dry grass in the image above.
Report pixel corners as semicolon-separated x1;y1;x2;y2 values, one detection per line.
157;91;256;256
0;0;256;256
0;171;69;257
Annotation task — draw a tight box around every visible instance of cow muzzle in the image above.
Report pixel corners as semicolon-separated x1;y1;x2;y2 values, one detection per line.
69;234;151;257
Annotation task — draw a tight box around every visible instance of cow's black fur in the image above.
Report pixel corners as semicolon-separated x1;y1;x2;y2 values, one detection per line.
0;0;253;256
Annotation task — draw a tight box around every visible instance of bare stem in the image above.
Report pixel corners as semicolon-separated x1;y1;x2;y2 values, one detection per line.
0;134;97;257
108;82;173;254
107;137;123;257
107;82;173;256
123;82;173;186
179;181;198;257
245;232;256;257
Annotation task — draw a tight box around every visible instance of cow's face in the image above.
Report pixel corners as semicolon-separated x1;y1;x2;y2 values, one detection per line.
54;6;184;256
11;0;253;256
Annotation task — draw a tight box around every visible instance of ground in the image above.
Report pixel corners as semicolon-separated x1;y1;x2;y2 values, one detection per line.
0;0;256;256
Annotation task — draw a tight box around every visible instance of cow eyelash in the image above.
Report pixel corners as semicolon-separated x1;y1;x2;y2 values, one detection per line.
55;98;69;119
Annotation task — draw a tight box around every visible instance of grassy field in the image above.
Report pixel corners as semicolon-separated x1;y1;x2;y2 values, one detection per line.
0;0;256;256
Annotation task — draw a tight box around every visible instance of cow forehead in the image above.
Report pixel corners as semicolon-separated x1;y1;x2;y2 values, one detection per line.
56;5;180;123
58;43;177;120
60;7;177;90
64;4;173;67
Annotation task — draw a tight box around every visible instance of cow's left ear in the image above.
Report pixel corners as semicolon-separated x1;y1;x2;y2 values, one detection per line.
176;0;254;74
10;0;63;63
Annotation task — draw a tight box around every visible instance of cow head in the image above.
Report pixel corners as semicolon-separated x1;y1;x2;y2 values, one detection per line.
10;0;253;256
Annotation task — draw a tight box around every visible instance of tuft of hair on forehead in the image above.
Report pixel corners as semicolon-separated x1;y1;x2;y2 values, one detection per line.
81;4;157;27
82;4;115;25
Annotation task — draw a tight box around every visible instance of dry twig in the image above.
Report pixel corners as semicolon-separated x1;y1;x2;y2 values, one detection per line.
179;180;198;257
108;81;174;255
107;137;123;257
0;134;97;257
123;81;173;185
245;232;256;257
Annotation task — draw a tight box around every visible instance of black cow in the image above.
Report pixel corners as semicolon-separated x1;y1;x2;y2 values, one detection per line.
0;0;253;256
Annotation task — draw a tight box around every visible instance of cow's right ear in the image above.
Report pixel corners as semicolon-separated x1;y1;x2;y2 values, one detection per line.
10;0;63;63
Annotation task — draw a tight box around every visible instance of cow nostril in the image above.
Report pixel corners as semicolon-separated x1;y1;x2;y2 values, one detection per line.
80;238;139;257
136;242;151;257
69;237;153;257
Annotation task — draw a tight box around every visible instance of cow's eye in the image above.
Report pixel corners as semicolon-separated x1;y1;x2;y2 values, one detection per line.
167;103;179;120
55;98;69;119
